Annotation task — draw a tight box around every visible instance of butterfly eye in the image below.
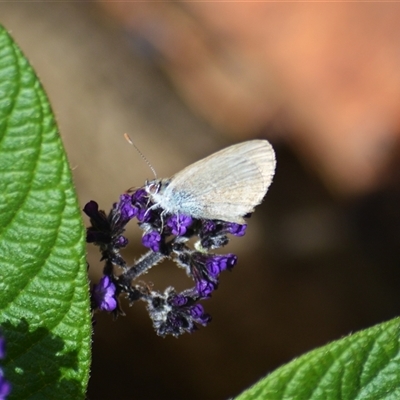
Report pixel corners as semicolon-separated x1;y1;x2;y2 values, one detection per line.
147;182;160;194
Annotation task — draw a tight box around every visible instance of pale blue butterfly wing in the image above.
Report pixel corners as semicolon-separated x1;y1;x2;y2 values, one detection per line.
157;140;276;223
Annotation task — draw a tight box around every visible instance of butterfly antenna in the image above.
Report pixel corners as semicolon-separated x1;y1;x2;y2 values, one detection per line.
124;133;157;179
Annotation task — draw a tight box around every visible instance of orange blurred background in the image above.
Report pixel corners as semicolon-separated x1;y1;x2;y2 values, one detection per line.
102;1;400;195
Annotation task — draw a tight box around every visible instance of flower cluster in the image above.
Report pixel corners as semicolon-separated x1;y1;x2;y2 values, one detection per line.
84;188;247;337
0;335;11;399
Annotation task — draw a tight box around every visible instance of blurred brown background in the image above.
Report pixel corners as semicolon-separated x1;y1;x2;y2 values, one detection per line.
3;2;400;399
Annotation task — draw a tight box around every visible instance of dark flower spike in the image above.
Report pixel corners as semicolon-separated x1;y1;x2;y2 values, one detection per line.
144;287;211;337
83;201;111;244
83;195;144;269
83;200;102;220
85;186;246;336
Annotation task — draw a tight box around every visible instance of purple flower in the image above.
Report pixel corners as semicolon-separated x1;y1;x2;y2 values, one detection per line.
196;280;216;298
142;231;162;252
206;254;237;276
198;220;229;250
131;188;147;206
0;373;11;400
83;201;111;244
115;236;128;248
226;223;247;237
0;336;11;399
167;214;193;236
83;200;101;219
86;182;249;336
171;294;188;307
201;220;216;233
189;252;237;284
136;207;152;223
92;276;117;312
130;189;154;222
190;304;211;325
85;230;103;244
146;288;211;337
84;200;131;268
118;194;137;221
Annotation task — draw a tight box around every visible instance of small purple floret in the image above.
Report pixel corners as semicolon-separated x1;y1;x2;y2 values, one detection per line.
201;220;216;234
190;304;211;325
0;373;11;399
206;254;237;276
167;214;193;236
142;231;162;252
92;276;117;312
131;188;147;205
137;208;153;223
226;223;247;237
196;280;216;298
115;236;128;248
171;294;188;307
129;189;153;222
0;336;11;399
118;194;137;221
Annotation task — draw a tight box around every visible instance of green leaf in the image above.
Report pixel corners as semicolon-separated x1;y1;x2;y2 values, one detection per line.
237;317;400;400
0;26;91;399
